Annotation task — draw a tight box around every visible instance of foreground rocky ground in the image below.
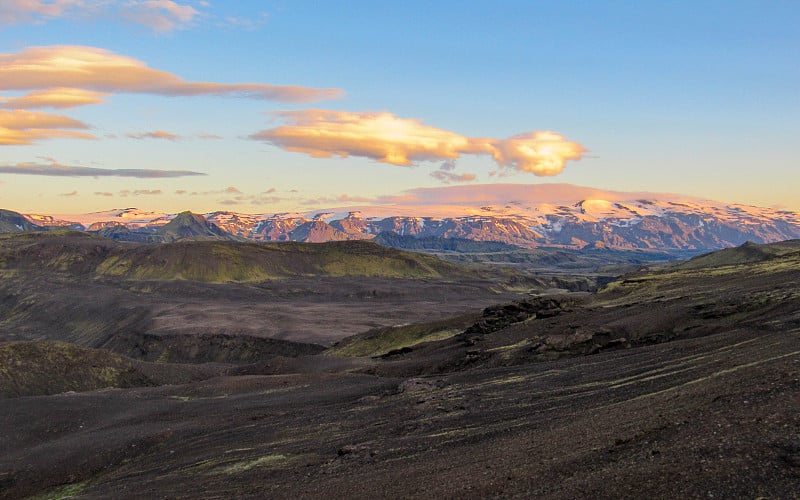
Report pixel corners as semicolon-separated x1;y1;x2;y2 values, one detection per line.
1;238;799;498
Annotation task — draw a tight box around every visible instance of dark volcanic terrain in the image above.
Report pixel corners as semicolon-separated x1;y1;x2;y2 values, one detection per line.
1;235;799;498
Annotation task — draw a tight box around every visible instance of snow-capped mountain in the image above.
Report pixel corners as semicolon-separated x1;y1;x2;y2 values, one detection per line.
22;184;800;251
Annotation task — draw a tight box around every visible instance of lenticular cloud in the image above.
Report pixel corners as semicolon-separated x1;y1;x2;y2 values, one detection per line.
252;110;586;176
0;46;343;103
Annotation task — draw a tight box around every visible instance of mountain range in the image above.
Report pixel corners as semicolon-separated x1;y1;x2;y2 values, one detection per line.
9;184;800;251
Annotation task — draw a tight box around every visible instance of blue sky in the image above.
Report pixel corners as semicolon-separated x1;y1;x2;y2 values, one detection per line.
0;1;797;213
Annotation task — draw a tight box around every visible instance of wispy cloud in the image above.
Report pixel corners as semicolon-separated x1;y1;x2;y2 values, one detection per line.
0;0;87;25
0;160;205;177
0;0;203;33
121;0;199;33
94;191;114;196
0;109;95;145
301;194;375;206
59;190;78;197
126;130;181;140
221;11;269;31
196;133;222;140
251;110;586;176
214;188;289;206
430;159;476;184
120;189;162;196
430;170;476;184
0;46;344;103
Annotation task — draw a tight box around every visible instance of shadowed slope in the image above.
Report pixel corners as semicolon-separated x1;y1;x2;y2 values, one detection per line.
0;342;225;398
0;210;41;233
676;239;800;270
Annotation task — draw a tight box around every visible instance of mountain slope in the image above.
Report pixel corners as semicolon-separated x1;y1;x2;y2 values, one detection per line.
0;209;42;233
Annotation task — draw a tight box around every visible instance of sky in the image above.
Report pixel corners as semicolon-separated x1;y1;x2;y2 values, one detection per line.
0;0;798;214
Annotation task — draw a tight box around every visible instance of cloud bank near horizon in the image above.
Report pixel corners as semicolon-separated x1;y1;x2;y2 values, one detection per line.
252;110;586;176
0;160;205;178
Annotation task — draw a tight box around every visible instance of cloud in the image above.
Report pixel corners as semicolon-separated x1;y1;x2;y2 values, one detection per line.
175;189;187;194
0;46;344;103
121;0;199;33
212;188;290;206
251;110;472;165
0;160;205;177
0;109;95;145
430;159;475;184
439;159;457;172
119;189;163;196
488;132;587;176
126;130;181;140
221;11;269;31
251;110;585;176
377;184;654;207
0;88;108;109
0;0;203;32
197;133;222;140
0;0;84;24
301;194;375;206
59;190;78;197
430;170;476;184
94;191;114;196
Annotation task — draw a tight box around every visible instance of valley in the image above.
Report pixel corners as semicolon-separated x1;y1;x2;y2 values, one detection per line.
0;230;798;498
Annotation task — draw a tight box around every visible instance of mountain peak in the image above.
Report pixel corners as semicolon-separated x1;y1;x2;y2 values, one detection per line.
156;212;231;242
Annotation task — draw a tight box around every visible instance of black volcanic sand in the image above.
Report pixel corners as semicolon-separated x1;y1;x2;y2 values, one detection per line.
0;272;523;351
1;328;798;498
1;239;800;498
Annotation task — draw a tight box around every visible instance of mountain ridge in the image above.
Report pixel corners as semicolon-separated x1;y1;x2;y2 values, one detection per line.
11;184;800;251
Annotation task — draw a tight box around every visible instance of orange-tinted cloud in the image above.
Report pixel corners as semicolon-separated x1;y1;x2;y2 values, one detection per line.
0;109;95;145
0;88;108;109
251;110;472;165
0;1;202;33
487;132;587;176
252;110;585;176
0;46;344;103
126;130;181;140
